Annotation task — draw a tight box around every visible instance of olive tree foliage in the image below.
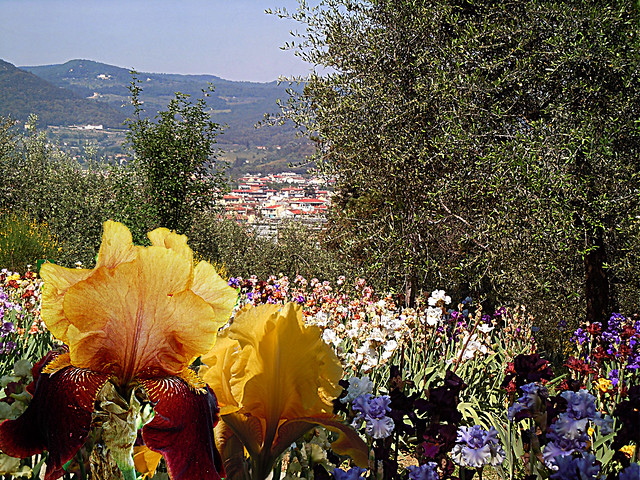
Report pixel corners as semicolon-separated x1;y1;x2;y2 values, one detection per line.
125;73;227;234
272;0;640;331
0;116;154;266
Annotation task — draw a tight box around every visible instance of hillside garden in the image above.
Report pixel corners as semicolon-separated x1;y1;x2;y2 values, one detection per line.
1;1;640;479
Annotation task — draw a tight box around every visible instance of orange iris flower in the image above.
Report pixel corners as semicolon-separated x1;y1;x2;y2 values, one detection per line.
0;221;237;480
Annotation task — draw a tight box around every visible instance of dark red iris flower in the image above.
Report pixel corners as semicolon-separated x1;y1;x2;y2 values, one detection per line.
0;349;223;480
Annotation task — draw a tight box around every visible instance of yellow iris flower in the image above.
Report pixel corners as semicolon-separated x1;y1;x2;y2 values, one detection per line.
201;303;368;480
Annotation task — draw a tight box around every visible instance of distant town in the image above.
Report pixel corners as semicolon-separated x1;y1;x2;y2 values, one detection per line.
221;172;333;236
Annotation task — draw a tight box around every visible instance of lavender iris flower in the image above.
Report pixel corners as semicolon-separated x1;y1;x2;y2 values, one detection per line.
351;393;394;439
544;390;613;467
451;425;505;468
407;463;439;480
563;390;596;420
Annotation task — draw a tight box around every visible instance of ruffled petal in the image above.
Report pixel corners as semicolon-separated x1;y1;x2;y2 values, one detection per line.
41;221;236;385
0;364;110;480
192;261;238;330
94;220;138;269
200;336;250;415
40;221;137;344
147;228;193;266
202;303;342;424
61;247;229;383
40;266;92;344
141;377;224;480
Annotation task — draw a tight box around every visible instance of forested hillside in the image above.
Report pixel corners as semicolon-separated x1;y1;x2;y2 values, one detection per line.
0;59;126;128
22;59;299;146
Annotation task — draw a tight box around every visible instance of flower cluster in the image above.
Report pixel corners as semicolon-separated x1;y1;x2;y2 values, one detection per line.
450;425;505;469
569;314;640;394
0;269;48;371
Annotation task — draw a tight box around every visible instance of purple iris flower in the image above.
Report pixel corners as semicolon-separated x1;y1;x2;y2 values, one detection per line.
573;328;588;345
550;453;600;480
626;354;640;370
227;277;240;289
407;463;439;480
1;321;15;336
620;463;640;480
332;467;367;480
609;369;619;387
608;313;624;331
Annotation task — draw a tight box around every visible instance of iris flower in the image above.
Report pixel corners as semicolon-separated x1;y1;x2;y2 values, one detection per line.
0;221;238;480
200;302;368;480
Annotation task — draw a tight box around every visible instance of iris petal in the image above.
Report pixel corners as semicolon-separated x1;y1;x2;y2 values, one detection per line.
201;303;368;472
41;221;237;384
141;377;224;480
0;363;109;480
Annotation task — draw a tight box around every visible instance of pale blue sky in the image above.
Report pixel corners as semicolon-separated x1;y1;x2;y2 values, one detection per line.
0;0;310;82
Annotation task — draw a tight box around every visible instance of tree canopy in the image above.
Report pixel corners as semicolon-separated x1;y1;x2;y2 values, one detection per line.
275;0;640;332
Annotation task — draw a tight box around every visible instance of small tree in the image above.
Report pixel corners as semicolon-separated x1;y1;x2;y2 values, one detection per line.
125;73;226;233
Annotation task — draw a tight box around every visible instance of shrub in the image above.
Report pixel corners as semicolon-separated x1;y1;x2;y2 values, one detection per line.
0;212;58;272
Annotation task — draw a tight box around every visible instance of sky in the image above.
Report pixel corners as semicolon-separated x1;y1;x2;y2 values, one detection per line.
0;0;311;82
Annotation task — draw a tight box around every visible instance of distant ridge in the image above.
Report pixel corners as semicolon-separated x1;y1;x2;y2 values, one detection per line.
20;59;298;146
0;59;127;128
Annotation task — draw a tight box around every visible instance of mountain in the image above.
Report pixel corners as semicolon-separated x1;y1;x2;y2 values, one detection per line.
21;59;299;147
0;59;126;128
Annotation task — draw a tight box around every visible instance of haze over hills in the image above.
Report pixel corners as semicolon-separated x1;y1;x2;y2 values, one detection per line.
0;58;313;175
20;59;299;147
0;59;126;128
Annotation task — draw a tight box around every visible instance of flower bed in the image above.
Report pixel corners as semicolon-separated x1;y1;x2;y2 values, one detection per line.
0;224;638;480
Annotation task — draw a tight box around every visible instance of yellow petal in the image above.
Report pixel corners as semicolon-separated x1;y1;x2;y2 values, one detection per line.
133;446;163;479
192;261;238;331
147;228;193;266
95;220;138;269
40;221;238;385
41;221;137;343
230;303;342;423
201;336;248;414
201;302;346;468
40;265;92;344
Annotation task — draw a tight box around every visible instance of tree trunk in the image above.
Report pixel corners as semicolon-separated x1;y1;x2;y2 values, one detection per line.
584;227;609;328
